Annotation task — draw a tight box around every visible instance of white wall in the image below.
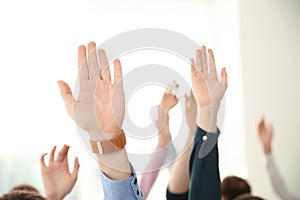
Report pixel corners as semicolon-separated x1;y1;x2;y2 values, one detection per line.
239;0;300;199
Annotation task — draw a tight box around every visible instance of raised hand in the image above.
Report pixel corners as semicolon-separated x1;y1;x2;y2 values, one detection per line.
58;42;124;141
156;81;179;147
159;81;179;112
257;117;273;155
191;46;228;132
40;145;79;200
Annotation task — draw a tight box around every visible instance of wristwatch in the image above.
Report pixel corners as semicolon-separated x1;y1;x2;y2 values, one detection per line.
90;129;126;154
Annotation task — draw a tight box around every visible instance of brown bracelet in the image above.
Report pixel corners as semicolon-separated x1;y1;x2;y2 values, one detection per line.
90;130;126;154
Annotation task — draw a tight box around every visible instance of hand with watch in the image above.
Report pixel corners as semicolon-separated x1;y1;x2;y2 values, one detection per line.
58;41;131;180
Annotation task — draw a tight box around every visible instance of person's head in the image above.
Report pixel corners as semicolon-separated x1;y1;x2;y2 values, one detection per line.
221;176;251;200
10;184;40;194
233;193;264;200
0;190;45;200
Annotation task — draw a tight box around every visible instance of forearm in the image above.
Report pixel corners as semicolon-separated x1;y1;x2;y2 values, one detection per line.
189;126;221;200
197;105;218;133
168;132;193;194
97;149;132;180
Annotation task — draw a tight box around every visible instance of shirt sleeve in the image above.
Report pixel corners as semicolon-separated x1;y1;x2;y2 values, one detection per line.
100;164;144;200
266;154;299;200
188;126;221;200
139;146;168;199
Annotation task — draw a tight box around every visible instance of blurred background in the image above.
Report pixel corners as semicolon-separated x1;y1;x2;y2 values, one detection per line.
0;0;299;199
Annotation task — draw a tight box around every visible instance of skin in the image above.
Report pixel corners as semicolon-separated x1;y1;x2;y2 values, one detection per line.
40;145;79;200
168;90;197;194
58;41;131;180
191;46;227;132
257;117;273;155
156;81;179;148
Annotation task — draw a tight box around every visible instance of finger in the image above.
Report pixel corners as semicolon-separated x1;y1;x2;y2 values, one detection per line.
78;45;89;81
58;80;75;118
49;145;57;164
40;153;47;168
56;144;70;162
208;49;217;78
220;67;228;90
191;58;204;83
113;59;123;86
191;58;197;78
98;49;111;81
71;157;80;180
88;41;100;80
200;46;208;75
195;49;203;73
185;93;191;108
269;124;274;135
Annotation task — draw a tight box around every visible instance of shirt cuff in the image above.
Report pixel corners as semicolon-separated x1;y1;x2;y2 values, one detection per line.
100;164;144;200
195;126;220;159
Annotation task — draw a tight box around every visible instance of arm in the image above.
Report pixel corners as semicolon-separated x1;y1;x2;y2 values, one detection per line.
258;118;299;200
140;82;179;199
189;46;228;200
58;42;142;199
40;145;79;200
168;91;196;195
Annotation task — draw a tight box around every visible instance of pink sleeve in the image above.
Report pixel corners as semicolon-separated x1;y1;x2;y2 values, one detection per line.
139;146;168;199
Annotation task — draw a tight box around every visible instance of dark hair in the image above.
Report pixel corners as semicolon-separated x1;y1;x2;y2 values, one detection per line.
222;176;251;200
0;190;45;200
10;184;40;194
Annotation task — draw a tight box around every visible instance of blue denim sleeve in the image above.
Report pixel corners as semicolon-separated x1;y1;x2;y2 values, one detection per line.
100;164;144;200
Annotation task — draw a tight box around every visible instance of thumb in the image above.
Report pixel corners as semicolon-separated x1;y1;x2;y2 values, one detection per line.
71;157;80;180
221;67;228;90
58;80;75;119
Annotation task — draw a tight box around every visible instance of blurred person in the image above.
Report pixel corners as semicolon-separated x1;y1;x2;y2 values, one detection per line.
188;46;227;199
58;42;143;200
0;190;45;200
162;46;228;200
257;117;299;200
0;145;78;200
221;176;251;200
221;176;265;200
9;184;40;194
58;42;229;199
140;81;179;199
166;91;196;200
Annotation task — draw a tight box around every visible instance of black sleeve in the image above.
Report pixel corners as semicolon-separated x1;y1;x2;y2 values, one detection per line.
188;126;221;200
166;188;189;200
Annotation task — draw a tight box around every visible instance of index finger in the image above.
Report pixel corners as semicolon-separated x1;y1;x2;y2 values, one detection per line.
78;45;89;81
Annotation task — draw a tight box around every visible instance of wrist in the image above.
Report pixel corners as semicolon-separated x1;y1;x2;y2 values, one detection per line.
159;104;170;113
89;127;122;141
264;145;272;155
197;104;219;133
97;149;132;180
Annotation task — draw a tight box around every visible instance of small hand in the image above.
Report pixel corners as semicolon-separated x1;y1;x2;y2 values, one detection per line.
156;81;179;147
160;81;179;112
58;42;125;141
184;90;197;133
40;145;79;200
257;117;273;155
